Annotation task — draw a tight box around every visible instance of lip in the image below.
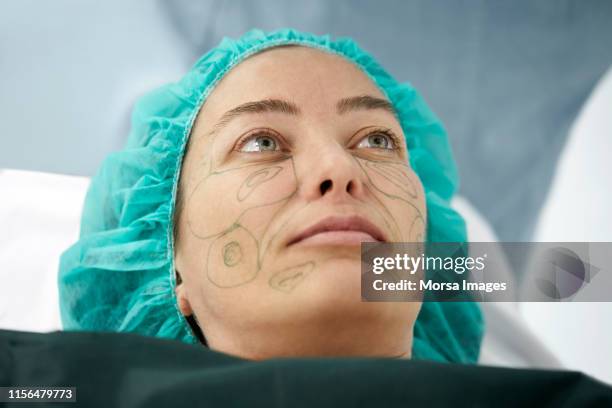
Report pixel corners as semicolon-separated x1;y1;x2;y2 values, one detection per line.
286;214;387;247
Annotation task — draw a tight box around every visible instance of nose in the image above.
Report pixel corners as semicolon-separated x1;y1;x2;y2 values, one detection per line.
297;144;366;204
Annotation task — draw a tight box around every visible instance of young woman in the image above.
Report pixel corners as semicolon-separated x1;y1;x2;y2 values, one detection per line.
58;29;482;363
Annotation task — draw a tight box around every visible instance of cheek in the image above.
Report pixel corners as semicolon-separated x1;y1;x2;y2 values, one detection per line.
182;158;298;288
358;159;426;242
185;159;297;238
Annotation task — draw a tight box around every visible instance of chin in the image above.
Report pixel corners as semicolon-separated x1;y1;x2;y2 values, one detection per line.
285;259;412;323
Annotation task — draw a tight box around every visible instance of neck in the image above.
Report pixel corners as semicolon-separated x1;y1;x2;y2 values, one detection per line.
203;319;414;360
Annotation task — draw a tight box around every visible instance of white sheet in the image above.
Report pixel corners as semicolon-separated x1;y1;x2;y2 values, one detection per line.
0;169;88;332
523;66;612;385
452;197;562;370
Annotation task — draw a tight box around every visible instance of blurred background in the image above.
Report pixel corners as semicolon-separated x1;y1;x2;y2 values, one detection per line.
1;0;611;384
2;0;611;241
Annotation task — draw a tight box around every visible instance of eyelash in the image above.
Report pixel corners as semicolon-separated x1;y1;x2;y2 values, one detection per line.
362;128;402;151
235;129;287;153
234;128;402;153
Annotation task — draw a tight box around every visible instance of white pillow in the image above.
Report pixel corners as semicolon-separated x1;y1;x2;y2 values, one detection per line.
0;169;89;332
523;66;612;385
452;197;561;370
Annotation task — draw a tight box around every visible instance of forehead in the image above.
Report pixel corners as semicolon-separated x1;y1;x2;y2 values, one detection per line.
200;45;386;118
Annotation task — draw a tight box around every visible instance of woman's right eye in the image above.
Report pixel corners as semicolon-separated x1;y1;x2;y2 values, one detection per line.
237;134;280;153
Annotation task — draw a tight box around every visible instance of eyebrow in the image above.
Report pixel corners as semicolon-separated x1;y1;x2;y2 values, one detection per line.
210;99;300;135
208;95;396;136
336;95;396;116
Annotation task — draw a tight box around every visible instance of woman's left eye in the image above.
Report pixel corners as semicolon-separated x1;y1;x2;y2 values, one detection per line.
238;134;280;153
356;131;397;150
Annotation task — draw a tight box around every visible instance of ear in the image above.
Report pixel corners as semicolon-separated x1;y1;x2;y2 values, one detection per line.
175;281;193;317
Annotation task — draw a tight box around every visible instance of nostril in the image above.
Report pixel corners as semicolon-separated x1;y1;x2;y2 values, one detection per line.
320;179;332;195
346;180;353;193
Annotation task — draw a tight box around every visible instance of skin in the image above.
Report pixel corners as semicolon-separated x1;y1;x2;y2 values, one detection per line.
173;45;426;360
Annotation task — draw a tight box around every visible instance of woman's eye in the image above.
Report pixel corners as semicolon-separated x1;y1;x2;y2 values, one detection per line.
357;132;396;150
238;134;279;153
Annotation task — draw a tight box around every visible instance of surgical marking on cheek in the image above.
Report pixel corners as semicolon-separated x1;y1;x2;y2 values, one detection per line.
268;261;315;293
207;225;258;288
237;166;283;201
200;156;212;174
231;159;300;266
185;160;294;239
182;131;317;293
356;158;423;211
186;156;321;291
347;155;403;241
362;182;402;241
362;160;418;201
254;193;298;263
409;216;426;243
354;156;426;242
223;241;243;267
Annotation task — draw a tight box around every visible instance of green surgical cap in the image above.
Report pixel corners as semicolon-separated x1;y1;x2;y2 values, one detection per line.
58;28;483;363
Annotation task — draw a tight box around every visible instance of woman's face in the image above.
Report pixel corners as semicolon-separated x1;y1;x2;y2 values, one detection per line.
174;46;426;359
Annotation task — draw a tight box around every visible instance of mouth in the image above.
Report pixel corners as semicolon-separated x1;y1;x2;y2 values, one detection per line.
286;214;387;247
